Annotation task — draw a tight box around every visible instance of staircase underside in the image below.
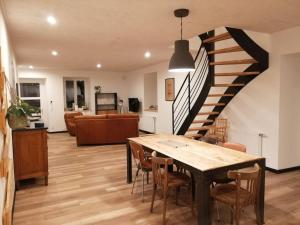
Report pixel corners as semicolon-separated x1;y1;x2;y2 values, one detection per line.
183;27;269;139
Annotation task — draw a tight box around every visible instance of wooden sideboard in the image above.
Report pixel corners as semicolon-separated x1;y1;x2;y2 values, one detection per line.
12;128;48;189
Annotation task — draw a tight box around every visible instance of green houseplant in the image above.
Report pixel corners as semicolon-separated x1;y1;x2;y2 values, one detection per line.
6;97;40;129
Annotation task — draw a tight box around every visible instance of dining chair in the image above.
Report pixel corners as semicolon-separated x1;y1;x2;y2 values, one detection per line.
207;118;228;143
129;141;152;202
223;142;246;152
213;142;247;186
150;151;193;225
211;163;261;225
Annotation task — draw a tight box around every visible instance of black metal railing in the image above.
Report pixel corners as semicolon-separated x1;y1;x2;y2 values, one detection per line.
172;43;210;134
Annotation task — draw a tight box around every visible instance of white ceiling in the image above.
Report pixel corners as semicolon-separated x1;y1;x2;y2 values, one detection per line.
2;0;300;72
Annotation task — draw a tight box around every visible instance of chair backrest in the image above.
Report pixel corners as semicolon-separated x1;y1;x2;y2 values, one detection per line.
227;163;261;206
207;118;227;138
215;118;227;128
129;141;146;168
223;142;246;152
151;151;173;187
215;118;227;136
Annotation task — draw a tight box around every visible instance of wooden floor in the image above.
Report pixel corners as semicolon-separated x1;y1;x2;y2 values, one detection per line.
13;133;300;225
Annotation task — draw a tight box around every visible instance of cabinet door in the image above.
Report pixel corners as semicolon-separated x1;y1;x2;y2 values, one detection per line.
13;130;48;179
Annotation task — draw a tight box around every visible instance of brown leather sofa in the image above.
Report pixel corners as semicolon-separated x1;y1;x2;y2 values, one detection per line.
75;113;139;145
64;112;83;136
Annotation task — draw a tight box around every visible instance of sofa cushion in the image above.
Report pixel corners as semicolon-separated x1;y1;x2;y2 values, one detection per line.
75;115;107;120
107;113;139;120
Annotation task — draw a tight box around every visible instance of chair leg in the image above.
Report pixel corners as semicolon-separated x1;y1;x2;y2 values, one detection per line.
147;171;149;184
150;184;157;213
189;184;195;216
235;207;240;225
163;188;168;225
230;209;234;224
131;168;140;194
175;186;180;205
215;200;221;222
254;203;260;225
142;171;145;202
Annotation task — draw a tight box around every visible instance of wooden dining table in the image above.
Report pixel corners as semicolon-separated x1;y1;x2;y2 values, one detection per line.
126;134;265;225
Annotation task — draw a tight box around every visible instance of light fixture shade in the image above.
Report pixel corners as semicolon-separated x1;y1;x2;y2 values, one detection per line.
168;40;195;73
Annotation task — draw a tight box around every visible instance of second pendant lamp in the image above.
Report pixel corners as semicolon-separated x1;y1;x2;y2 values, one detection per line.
168;8;195;73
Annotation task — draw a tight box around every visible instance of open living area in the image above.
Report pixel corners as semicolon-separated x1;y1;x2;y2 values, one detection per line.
0;1;299;225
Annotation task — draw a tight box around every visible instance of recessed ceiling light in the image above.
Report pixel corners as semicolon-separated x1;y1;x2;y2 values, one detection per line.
144;51;151;58
29;65;34;69
96;64;102;68
51;50;58;56
47;16;57;25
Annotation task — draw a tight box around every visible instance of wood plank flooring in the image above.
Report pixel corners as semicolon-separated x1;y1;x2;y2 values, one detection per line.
13;133;300;225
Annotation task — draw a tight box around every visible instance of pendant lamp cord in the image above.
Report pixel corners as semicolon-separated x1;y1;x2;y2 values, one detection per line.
180;17;183;40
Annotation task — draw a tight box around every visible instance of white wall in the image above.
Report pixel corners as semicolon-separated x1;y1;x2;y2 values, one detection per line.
271;26;300;169
278;53;300;169
18;69;127;132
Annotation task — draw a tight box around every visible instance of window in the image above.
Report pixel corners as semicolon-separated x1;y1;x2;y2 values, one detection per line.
20;83;40;97
19;82;41;117
64;78;88;110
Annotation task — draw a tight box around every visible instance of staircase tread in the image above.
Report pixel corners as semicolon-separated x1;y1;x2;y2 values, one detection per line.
215;71;260;76
210;59;257;65
192;119;214;124
197;111;220;115
213;83;245;87
208;46;243;55
208;94;235;97
203;32;231;43
203;103;226;106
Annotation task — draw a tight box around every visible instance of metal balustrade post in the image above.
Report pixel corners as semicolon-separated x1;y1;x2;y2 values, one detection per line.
188;74;191;116
207;30;215;86
172;104;175;134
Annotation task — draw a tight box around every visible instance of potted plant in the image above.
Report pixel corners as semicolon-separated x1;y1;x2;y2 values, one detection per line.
6;97;40;129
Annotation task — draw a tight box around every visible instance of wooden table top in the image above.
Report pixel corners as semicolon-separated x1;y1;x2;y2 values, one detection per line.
128;133;263;172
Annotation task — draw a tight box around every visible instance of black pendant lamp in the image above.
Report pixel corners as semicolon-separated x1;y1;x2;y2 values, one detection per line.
168;9;195;73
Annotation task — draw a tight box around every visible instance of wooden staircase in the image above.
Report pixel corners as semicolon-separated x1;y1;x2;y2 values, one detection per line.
183;27;269;139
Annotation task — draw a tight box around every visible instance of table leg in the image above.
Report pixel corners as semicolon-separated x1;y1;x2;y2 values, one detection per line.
126;141;132;183
257;158;266;225
45;176;48;186
195;173;212;225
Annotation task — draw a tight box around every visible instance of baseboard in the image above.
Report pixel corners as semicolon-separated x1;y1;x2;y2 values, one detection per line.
47;131;68;134
139;129;154;134
266;165;300;174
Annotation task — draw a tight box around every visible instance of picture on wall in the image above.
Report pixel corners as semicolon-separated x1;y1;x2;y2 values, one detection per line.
165;78;175;101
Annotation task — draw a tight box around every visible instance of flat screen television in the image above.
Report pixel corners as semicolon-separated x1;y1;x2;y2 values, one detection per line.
128;98;140;112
